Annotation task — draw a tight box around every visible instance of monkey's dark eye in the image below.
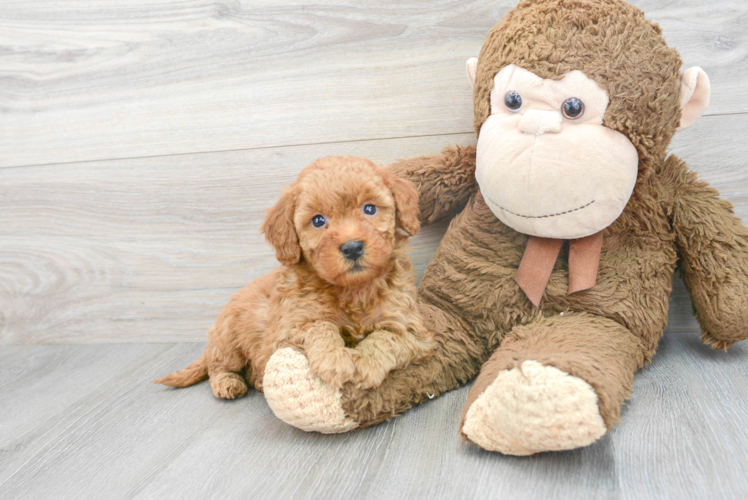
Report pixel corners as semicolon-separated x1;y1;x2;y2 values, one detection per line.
311;215;327;228
504;91;523;111
363;204;377;216
562;97;585;119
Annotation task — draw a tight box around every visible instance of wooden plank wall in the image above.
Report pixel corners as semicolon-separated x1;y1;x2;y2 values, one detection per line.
1;0;747;344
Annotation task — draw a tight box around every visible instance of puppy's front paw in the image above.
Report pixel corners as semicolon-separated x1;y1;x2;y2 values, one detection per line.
308;347;360;388
353;355;388;390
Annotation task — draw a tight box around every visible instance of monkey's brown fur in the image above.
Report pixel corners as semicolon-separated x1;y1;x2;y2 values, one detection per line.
155;156;433;398
314;0;748;439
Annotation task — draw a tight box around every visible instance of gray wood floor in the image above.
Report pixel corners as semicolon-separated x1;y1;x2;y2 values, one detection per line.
1;0;748;498
1;323;747;500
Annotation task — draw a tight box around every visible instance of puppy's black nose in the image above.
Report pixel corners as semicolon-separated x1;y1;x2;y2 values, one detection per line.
340;240;364;261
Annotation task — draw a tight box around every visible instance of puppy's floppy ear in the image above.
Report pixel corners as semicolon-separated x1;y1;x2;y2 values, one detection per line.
262;186;301;266
382;168;420;237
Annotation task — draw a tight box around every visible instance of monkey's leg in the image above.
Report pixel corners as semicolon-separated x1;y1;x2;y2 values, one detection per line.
460;312;645;455
263;301;487;433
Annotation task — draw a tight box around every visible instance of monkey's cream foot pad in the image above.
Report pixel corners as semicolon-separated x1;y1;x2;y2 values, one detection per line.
263;348;358;434
462;360;606;455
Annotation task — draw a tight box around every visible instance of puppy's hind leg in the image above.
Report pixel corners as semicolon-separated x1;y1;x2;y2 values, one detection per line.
154;343;248;400
209;372;248;400
206;340;249;400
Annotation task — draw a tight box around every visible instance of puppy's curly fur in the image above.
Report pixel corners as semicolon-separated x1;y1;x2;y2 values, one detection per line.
155;156;434;399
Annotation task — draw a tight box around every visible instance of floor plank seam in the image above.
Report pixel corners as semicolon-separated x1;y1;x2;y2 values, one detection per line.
2;109;745;171
0;131;475;171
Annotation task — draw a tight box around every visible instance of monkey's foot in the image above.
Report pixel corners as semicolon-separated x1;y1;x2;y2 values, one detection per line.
263;348;358;434
461;360;606;455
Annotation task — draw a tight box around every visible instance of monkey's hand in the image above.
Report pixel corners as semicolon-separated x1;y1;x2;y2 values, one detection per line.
660;155;748;350
389;145;476;226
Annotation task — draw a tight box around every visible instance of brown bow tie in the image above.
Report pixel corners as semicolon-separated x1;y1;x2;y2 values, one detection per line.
515;231;603;307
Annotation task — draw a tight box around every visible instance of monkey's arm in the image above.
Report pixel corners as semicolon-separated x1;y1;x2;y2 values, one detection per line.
389;145;477;226
659;155;748;350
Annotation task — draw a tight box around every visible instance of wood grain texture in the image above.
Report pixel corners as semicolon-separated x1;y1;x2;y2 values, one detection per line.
0;133;470;344
0;335;746;499
0;0;746;167
1;1;747;497
3;111;748;345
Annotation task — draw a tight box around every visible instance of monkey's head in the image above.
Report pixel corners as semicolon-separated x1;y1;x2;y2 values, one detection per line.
469;0;710;239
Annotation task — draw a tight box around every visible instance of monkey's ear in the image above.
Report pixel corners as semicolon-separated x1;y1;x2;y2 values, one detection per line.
382;169;420;237
466;57;478;90
261;187;301;266
677;67;711;132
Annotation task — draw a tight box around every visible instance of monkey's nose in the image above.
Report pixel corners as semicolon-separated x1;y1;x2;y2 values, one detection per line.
518;110;562;135
340;240;365;261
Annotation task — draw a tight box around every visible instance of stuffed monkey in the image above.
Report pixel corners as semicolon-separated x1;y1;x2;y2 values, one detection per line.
262;0;748;454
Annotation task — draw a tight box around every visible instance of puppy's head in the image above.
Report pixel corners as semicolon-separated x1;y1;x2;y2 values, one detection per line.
262;156;420;287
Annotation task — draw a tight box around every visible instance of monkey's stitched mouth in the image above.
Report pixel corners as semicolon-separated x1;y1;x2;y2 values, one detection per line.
485;197;596;219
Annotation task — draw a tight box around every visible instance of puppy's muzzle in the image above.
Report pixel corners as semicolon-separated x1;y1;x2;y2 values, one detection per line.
340;240;365;261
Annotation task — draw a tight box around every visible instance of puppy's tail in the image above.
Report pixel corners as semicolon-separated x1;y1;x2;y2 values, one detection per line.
154;353;208;388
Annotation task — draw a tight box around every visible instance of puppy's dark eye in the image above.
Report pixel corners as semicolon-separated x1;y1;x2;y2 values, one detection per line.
363;204;377;216
505;91;522;112
311;215;326;228
562;97;585;119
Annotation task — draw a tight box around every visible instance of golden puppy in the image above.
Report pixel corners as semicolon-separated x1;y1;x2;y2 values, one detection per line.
155;156;433;399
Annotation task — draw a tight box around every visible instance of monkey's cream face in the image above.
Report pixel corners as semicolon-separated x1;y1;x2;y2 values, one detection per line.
475;65;639;239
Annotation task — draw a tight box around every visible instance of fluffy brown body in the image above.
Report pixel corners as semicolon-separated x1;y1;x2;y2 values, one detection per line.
314;0;748;436
155;156;433;399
